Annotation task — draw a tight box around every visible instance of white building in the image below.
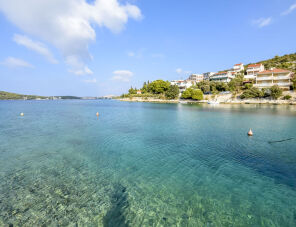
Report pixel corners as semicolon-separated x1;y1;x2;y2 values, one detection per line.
170;80;195;93
210;71;235;83
254;68;294;90
203;72;216;80
245;64;265;80
233;63;244;73
187;74;204;83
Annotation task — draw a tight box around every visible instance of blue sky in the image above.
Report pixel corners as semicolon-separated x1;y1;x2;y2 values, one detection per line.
0;0;296;96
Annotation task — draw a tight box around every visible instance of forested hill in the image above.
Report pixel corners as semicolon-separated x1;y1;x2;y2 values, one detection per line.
0;91;81;100
249;53;296;73
0;91;47;100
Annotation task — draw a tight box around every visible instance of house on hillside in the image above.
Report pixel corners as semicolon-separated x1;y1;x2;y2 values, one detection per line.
203;72;216;80
170;80;195;93
245;64;265;80
210;71;234;83
136;90;142;94
233;63;244;73
187;74;204;83
254;68;294;90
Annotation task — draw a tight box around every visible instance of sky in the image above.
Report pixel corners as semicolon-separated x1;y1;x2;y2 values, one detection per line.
0;0;296;97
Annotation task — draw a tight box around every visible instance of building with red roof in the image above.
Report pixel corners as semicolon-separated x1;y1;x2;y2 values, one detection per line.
254;68;294;90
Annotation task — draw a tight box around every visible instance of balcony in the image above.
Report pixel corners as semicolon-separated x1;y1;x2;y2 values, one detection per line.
273;76;290;80
256;76;272;81
254;82;292;87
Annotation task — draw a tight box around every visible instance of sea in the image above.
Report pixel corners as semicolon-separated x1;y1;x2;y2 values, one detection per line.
0;100;296;226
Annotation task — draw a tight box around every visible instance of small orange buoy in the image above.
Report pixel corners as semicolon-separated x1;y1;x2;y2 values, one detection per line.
96;112;99;117
248;129;253;136
20;112;24;116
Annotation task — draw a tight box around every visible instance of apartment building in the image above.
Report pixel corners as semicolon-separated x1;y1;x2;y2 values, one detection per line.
245;64;265;80
254;68;293;90
210;71;235;83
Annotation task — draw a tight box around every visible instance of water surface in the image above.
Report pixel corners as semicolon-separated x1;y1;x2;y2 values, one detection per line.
0;100;296;226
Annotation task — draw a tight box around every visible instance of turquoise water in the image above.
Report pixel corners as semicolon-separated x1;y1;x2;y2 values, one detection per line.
0;100;296;226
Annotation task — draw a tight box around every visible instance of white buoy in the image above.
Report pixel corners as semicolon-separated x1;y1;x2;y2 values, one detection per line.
248;129;253;136
20;112;24;116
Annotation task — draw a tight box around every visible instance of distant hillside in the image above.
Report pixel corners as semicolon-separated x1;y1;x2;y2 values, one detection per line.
0;91;81;100
248;53;296;73
0;91;47;100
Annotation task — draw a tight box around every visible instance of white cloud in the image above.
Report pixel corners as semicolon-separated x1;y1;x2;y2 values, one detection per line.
282;3;296;15
112;70;133;82
13;34;58;64
0;0;142;75
1;57;34;68
252;17;272;28
176;68;183;74
83;78;97;83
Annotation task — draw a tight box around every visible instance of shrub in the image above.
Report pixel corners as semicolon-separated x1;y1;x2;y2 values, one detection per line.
191;89;203;100
270;85;283;100
282;95;292;100
181;88;193;99
240;87;263;99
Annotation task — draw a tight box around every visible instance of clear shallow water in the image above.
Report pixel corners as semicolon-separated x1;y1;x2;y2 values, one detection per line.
0;100;296;226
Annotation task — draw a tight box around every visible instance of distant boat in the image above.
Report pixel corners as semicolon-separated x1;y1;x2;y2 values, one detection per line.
208;100;220;105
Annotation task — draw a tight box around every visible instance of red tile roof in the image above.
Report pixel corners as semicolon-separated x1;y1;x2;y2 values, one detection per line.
234;63;243;66
247;64;262;68
257;68;291;74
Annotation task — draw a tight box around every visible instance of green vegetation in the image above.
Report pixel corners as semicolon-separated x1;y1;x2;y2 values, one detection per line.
181;88;203;100
282;95;292;100
270;85;283;100
0;91;47;100
0;91;81;100
124;80;178;100
165;85;179;99
240;87;263;99
255;53;296;73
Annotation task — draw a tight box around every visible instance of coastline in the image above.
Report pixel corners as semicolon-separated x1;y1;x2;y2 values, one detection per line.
118;95;296;105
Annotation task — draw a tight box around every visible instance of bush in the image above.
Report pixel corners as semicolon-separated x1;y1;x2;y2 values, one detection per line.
244;83;253;90
191;89;204;100
270;85;283;100
282;95;292;100
181;88;193;99
181;88;203;100
240;87;263;99
165;85;179;100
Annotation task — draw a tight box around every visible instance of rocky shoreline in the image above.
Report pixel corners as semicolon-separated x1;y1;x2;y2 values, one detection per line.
118;94;296;105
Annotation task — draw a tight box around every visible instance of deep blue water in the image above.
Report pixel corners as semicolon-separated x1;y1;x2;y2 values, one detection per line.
0;100;296;226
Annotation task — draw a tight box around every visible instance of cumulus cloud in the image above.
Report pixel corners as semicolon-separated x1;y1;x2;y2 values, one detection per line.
13;34;58;64
1;57;34;68
112;70;133;82
252;17;272;28
0;0;142;75
282;3;296;15
83;78;97;83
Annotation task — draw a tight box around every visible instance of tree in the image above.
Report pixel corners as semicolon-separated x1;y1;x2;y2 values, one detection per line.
197;81;211;93
181;88;193;99
191;89;203;100
147;80;170;94
270;85;282;100
165;85;179;99
128;87;137;95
